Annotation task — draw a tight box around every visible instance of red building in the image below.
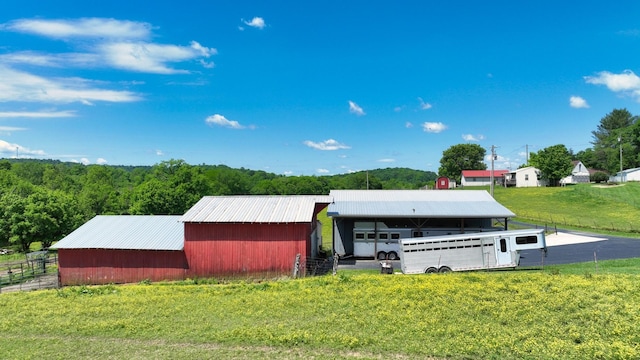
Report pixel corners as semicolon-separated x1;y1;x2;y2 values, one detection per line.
52;216;186;285
52;196;330;285
182;196;330;277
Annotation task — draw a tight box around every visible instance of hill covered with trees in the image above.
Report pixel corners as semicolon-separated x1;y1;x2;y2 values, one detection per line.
0;158;436;252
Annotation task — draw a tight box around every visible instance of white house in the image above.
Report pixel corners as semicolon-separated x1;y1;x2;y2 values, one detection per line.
460;170;509;187
560;161;590;185
504;166;546;187
609;167;640;183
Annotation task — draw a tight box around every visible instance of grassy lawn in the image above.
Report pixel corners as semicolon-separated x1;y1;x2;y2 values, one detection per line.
1;264;639;359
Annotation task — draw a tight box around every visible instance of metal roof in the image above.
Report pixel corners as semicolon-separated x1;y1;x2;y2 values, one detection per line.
327;190;515;218
51;215;184;251
462;170;509;177
180;195;332;223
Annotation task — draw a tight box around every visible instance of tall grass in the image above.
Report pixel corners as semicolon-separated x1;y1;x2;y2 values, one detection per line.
1;270;639;359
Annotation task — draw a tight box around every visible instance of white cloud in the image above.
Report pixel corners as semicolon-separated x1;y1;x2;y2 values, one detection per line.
98;41;216;74
304;139;351;151
348;100;365;116
316;168;330;174
378;158;396;163
3;18;152;40
569;96;589;108
0;139;45;157
585;70;640;100
205;114;253;129
1;18;216;74
418;97;432;110
422;122;447;133
0;126;27;132
96;158;108;164
243;17;266;29
405;122;413;128
0;110;76;118
155;149;164;156
0;65;141;104
462;134;484;142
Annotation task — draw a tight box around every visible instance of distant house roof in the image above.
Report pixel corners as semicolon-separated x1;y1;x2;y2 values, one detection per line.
181;195;332;223
327;189;515;218
51;215;183;251
461;170;509;178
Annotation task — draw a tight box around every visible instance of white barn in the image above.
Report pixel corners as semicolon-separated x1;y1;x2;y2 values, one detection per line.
610;167;640;183
560;161;590;185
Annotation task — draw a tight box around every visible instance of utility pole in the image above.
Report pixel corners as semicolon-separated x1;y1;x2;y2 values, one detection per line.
490;145;496;197
618;136;623;181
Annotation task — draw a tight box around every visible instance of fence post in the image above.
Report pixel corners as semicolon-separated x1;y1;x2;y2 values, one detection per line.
292;254;301;278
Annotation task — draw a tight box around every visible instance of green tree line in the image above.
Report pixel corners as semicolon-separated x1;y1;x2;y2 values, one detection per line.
0;159;436;252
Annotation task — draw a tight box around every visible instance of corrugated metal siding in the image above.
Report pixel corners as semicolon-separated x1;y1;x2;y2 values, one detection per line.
327;190;515;218
58;249;187;285
184;223;311;276
52;215;184;251
181;195;331;223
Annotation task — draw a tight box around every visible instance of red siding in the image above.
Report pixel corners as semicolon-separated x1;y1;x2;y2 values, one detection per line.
58;249;188;286
184;222;312;276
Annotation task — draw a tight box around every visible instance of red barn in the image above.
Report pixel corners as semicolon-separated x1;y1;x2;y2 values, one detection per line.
181;196;330;277
53;196;331;285
51;216;186;285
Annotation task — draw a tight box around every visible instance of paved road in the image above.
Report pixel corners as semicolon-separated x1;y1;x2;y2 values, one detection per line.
520;230;640;266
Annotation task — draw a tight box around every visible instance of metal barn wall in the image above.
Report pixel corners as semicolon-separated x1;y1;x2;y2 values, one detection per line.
184;222;312;277
58;249;188;285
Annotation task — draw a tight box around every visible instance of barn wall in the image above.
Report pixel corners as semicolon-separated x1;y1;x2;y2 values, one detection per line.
184;222;312;277
58;249;188;286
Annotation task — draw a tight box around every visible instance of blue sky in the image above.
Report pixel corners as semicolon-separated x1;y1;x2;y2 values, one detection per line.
2;1;640;175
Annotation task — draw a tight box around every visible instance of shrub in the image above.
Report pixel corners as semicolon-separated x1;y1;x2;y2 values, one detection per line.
591;171;609;183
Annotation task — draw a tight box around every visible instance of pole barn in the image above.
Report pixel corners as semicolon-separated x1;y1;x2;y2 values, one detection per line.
51;216;186;286
181;196;330;277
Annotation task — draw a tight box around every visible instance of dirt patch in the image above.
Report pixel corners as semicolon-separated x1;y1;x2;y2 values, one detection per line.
592;183;625;188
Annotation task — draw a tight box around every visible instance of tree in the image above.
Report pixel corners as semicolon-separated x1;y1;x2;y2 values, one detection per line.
438;144;487;183
529;144;573;186
590;109;639;173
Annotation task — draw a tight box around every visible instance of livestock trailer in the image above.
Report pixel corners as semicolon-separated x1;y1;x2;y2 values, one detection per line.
399;228;546;274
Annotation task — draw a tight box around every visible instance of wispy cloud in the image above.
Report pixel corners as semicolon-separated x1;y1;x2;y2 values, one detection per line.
348;100;365;116
418;97;432;110
316;168;330;174
0;139;46;157
378;158;396;163
242;17;267;30
1;18;216;74
585;70;640;100
205;114;254;129
405;122;413;128
304;139;351;151
0;126;27;132
2;18;152;40
569;96;589;108
422;122;447;133
0;65;141;104
0;110;76;118
462;134;484;142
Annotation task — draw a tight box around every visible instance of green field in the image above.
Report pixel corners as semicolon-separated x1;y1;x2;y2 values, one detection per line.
1;265;639;359
2;184;640;359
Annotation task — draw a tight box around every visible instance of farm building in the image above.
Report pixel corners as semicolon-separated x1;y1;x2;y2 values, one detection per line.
53;195;331;285
181;195;331;278
51;215;186;286
460;170;509;187
560;161;590;185
610;167;640;183
435;176;456;189
503;166;546;187
327;190;515;258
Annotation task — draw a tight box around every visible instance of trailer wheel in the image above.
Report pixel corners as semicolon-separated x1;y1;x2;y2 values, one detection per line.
387;251;398;260
438;266;452;273
377;251;387;260
425;267;438;274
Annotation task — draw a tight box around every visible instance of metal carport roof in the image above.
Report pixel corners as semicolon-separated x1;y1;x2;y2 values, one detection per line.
327;190;515;218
